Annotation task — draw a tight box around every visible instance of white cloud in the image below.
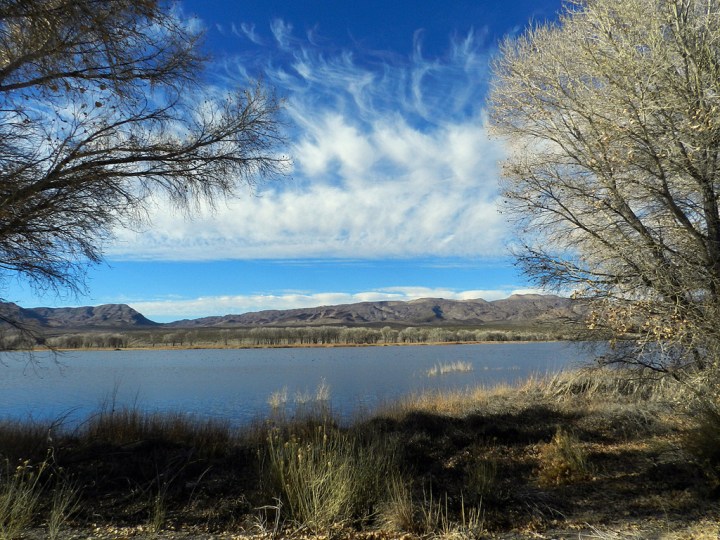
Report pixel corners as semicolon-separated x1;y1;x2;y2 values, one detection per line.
270;19;294;49
129;287;547;322
107;21;507;262
239;22;263;45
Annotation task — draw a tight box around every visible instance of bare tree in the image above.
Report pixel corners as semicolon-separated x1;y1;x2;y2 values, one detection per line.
0;0;286;302
489;0;720;374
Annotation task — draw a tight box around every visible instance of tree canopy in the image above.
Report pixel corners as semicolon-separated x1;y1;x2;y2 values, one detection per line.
489;0;720;373
0;0;286;301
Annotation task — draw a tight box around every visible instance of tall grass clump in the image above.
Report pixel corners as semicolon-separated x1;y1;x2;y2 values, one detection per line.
81;406;232;458
537;428;591;486
379;482;484;538
264;421;395;531
465;454;498;504
0;420;54;464
427;361;474;377
419;490;484;539
0;421;81;539
267;380;333;422
147;491;167;536
377;474;415;533
0;459;45;539
47;481;81;540
267;387;288;413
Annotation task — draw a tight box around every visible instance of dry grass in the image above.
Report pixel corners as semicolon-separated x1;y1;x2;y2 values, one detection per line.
1;365;719;538
378;479;485;538
377;474;415;532
47;481;81;540
680;394;720;486
267;379;333;421
378;382;519;418
0;457;78;540
0;459;44;539
536;428;591;486
80;406;233;459
416;488;485;539
427;361;474;377
538;367;683;403
267;387;288;412
263;421;395;531
0;420;55;464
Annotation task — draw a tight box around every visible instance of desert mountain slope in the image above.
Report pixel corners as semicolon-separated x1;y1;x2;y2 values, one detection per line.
168;294;585;328
1;294;585;330
0;302;158;329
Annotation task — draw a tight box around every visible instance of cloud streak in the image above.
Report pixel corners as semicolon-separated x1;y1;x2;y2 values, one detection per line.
107;20;507;262
129;286;545;322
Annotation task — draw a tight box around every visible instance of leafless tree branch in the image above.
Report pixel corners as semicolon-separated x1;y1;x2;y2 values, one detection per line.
490;0;720;374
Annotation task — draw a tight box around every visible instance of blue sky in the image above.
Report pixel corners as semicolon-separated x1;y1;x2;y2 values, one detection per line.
6;0;564;323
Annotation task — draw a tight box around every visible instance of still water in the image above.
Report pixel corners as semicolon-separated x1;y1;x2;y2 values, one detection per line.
0;342;598;426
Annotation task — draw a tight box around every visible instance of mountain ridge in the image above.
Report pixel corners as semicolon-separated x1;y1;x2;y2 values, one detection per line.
0;302;158;330
0;294;585;331
167;294;585;328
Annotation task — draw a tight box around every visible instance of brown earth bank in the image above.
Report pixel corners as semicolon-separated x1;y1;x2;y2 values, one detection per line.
2;368;719;540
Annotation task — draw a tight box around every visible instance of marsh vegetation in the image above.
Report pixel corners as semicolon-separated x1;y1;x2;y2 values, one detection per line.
426;361;474;377
1;367;719;539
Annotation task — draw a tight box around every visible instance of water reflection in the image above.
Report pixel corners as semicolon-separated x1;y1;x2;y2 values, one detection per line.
0;342;597;426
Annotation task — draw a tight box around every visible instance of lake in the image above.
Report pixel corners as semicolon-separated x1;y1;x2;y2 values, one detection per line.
0;342;599;427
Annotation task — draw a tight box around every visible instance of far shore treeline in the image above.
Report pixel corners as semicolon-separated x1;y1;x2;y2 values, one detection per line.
3;324;575;350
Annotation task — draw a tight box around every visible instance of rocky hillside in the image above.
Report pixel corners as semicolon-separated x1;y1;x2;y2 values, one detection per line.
0;302;158;330
169;294;585;328
1;294;585;331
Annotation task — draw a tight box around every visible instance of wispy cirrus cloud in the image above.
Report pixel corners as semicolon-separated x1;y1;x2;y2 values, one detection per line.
108;20;507;262
240;22;263;44
270;19;295;50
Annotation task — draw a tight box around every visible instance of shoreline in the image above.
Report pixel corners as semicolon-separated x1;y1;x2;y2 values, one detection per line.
0;367;716;539
36;338;564;352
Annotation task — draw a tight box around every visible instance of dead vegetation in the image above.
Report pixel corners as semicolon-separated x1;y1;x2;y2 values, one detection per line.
1;367;719;539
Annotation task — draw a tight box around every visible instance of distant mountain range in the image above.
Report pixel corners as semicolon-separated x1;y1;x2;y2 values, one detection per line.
0;302;158;330
0;294;585;331
169;294;584;328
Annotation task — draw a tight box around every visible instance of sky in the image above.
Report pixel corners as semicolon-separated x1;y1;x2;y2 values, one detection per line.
5;0;565;323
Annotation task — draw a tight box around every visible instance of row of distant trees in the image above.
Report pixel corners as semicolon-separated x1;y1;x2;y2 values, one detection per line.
0;331;128;350
19;326;563;350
